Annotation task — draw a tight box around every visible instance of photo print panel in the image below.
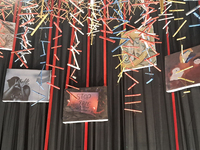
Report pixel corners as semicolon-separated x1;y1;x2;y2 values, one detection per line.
165;45;200;93
2;69;51;102
120;26;157;70
63;86;108;124
0;20;15;51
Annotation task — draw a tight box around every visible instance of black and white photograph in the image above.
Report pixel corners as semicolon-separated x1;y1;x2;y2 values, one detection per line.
2;68;51;102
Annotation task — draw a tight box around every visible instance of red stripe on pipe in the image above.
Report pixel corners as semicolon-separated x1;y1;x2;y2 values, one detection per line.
84;0;91;149
86;1;91;88
65;8;77;88
46;0;54;70
171;92;179;150
44;0;60;150
164;5;179;150
9;1;22;68
13;0;18;22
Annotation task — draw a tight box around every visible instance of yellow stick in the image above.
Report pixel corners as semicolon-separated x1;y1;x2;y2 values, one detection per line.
183;91;190;94
176;66;193;74
178;77;195;83
40;0;44;16
169;9;184;12
115;57;126;69
177;36;186;41
31;13;48;36
181;44;184;63
113;53;126;57
173;20;187;37
168;0;186;4
174;17;184;21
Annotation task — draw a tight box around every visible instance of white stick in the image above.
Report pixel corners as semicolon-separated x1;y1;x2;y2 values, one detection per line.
162;4;172;15
70;13;84;27
71;45;80;55
158;16;174;21
75;31;79;43
159;13;173;16
68;22;84;35
69;0;84;13
162;20;171;29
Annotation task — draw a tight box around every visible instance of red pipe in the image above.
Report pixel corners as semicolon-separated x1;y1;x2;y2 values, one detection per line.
44;0;60;149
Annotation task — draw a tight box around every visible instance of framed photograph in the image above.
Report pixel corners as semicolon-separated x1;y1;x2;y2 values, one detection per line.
2;69;51;102
120;26;157;70
63;86;108;124
165;45;200;92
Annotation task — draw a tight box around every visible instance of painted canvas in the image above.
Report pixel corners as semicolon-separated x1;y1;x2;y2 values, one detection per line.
120;26;157;70
63;86;108;124
0;20;15;50
2;69;51;102
165;45;200;93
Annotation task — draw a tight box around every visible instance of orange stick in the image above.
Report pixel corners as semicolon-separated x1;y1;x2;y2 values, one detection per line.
0;36;5;44
127;36;133;43
145;59;161;72
125;94;141;97
0;55;3;58
12;48;35;53
18;13;38;15
140;38;162;45
51;14;66;20
47;82;60;90
101;19;112;31
128;83;137;90
126;23;135;29
54;54;59;61
70;68;76;77
22;4;38;9
131;2;159;6
21;35;27;48
122;45;139;48
14;52;28;68
100;30;113;34
53;22;62;33
66;90;77;99
124;108;142;113
69;77;78;83
66;84;79;90
146;53;160;60
124;51;139;60
125;68;139;72
2;10;5;21
53;34;62;40
125;72;139;83
129;57;135;67
99;36;115;43
19;18;35;27
125;101;141;104
148;43;157;54
67;48;82;52
124;29;136;36
46;64;64;70
51;45;62;49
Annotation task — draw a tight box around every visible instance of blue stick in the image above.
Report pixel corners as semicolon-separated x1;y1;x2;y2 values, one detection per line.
113;29;126;34
31;97;46;106
145;73;154;75
112;39;129;53
189;24;200;27
39;27;53;29
109;37;129;40
146;78;153;84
